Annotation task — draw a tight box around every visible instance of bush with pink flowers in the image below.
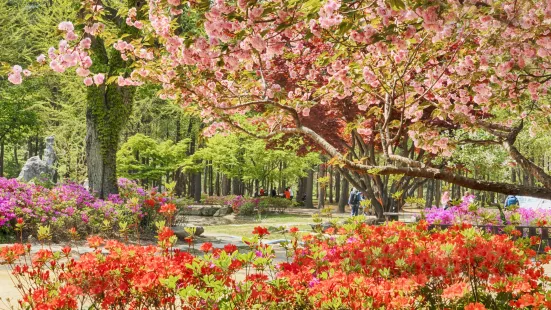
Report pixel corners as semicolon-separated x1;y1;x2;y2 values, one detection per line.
0;178;171;240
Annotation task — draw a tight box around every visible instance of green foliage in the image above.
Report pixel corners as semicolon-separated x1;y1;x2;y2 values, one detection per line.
117;133;190;182
191;133;321;185
0;82;39;143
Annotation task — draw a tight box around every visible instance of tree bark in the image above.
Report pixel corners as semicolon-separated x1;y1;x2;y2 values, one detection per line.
329;166;333;203
215;172;220;196
338;177;349;213
209;164;214;196
232;178;240;195
194;172;201;203
335;170;340;203
222;174;230;195
317;164;326;209
298;126;551;200
504;141;551;188
305;169;314;208
0;140;4;177
86;110;119;198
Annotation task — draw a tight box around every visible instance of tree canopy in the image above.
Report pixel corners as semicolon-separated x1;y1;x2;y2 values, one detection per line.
5;0;551;213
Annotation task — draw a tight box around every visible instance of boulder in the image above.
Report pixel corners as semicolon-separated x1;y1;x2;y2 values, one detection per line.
309;222;335;232
213;206;233;217
172;226;205;240
200;206;219;216
18;136;57;183
18;156;54;182
178;205;229;216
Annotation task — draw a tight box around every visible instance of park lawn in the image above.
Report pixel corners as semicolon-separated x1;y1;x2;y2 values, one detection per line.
204;213;324;239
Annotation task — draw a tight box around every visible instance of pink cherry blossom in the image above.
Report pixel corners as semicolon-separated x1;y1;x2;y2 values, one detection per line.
58;21;74;32
80;38;92;49
8;73;22;85
93;73;105;85
36;54;46;64
83;77;94;86
302;107;310;116
76;67;90;77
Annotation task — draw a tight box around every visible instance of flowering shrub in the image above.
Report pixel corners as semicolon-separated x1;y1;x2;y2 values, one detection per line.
423;195;551;226
2;221;550;309
0;178;170;240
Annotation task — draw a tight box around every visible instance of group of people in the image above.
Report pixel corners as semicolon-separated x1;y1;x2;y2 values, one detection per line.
258;187;294;200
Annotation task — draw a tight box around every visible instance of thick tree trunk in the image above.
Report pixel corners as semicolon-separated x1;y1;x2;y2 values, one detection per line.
86;36;134;199
305;169;314;208
338;177;349;213
86;110;118;198
0;140;4;177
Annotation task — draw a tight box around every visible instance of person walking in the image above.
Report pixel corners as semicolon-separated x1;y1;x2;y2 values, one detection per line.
271;188;277;197
504;195;519;209
348;188;362;216
289;187;294;200
284;187;291;200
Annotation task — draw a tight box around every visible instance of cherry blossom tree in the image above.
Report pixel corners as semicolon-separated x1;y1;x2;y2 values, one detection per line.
9;0;551;215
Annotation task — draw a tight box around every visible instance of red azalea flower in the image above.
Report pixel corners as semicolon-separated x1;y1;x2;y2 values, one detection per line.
289;227;299;233
16;218;24;225
159;203;177;214
224;244;238;254
200;242;213;253
464;302;486;310
252;226;269;237
87;236;104;248
144;199;156;207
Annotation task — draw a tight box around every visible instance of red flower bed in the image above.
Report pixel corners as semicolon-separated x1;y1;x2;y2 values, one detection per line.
1;222;551;309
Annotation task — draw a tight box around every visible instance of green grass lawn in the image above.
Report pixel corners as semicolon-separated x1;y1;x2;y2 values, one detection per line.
204;213;322;239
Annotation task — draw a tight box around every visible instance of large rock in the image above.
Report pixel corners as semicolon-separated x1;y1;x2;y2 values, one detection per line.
178;205;228;216
213;206;233;217
18;136;57;183
18;156;54;182
172;226;205;240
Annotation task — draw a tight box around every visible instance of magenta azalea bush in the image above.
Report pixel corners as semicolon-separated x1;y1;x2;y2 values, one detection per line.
0;178;170;239
423;195;551;226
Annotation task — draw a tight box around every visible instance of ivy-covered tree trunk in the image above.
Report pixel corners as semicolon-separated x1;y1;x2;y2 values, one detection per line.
0;139;4;177
86;37;134;198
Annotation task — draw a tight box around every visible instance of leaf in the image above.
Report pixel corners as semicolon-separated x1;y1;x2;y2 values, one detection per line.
387;0;406;10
